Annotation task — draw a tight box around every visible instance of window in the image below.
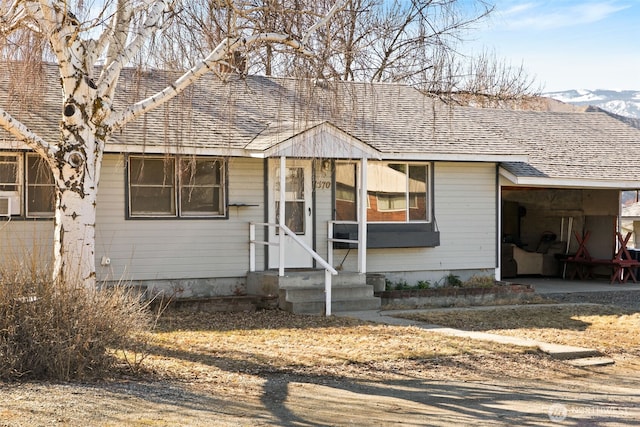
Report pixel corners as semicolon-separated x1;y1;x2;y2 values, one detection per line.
274;166;305;234
334;161;430;223
0;155;19;193
335;162;357;221
180;157;224;216
368;162;428;222
0;153;55;218
128;155;225;218
26;154;55;217
0;154;20;215
129;157;176;216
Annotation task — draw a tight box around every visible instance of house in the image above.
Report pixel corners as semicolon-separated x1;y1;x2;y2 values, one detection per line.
2;64;640;313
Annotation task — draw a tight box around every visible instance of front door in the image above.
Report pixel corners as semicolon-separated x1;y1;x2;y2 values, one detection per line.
268;159;314;268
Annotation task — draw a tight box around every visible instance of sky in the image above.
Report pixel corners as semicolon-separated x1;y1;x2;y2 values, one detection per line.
465;0;640;92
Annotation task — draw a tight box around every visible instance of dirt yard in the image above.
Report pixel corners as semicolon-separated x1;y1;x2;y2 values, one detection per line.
1;300;640;426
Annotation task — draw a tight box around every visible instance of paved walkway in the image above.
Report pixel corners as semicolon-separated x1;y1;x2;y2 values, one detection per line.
336;277;640;366
337;307;606;364
338;276;640;366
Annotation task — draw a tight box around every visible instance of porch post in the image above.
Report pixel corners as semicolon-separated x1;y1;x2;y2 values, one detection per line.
279;156;286;277
358;157;368;274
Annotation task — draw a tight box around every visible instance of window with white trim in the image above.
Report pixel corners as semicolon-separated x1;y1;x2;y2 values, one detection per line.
335;161;430;222
128;155;225;218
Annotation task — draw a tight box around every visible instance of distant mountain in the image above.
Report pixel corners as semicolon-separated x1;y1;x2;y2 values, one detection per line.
545;89;640;119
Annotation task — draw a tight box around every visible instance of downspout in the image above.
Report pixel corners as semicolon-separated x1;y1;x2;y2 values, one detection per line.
279;156;286;276
263;158;269;270
312;159;317;269
496;164;502;281
358;157;368;274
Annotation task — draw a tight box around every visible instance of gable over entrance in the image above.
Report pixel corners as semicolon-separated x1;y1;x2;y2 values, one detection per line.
245;121;381;159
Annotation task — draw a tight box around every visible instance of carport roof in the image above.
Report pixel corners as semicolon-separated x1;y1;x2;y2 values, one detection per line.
488;108;640;188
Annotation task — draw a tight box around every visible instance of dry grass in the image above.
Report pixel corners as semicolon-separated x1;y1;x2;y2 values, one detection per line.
394;304;640;356
134;310;530;384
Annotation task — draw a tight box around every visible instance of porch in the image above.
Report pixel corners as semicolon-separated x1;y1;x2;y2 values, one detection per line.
245;153;439;314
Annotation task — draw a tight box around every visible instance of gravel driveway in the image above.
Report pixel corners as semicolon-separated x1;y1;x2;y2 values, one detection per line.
545;289;640;311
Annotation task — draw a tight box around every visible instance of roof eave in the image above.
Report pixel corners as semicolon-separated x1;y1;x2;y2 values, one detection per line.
104;143;247;157
381;153;529;162
500;167;640;189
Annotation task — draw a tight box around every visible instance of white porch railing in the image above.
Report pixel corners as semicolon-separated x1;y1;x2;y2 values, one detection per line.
249;221;338;316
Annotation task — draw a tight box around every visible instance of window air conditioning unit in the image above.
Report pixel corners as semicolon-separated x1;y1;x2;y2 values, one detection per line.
0;196;11;217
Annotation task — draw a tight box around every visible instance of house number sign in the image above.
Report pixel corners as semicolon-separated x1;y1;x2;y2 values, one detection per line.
315;180;332;189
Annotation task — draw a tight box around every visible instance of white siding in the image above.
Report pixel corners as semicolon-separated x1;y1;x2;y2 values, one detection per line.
1;157;498;289
0;220;53;271
95;155;265;282
334;162;498;275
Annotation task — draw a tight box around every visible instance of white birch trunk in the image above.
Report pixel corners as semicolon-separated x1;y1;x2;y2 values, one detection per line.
51;67;105;288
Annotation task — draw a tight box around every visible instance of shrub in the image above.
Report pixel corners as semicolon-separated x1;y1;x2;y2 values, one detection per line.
385;279;394;291
394;280;411;290
463;275;497;288
443;274;463;287
0;268;151;381
416;280;430;289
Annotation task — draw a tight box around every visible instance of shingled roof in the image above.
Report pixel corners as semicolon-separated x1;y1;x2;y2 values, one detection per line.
2;63;640;188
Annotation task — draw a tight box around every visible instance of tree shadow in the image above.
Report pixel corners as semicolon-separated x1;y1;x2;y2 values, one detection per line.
118;338;640;426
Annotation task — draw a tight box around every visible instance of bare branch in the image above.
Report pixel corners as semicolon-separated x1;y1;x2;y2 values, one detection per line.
96;0;171;100
0;107;58;159
301;0;345;46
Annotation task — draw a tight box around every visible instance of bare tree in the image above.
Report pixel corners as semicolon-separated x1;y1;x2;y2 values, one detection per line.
0;0;343;288
167;0;537;100
423;49;542;106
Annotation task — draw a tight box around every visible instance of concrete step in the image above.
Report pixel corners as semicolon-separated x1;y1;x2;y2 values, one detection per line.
282;296;381;315
537;342;601;360
247;270;381;314
280;284;374;302
247;270;366;294
566;357;616;367
278;271;366;289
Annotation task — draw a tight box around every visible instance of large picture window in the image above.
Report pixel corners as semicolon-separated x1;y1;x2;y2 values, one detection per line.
128;155;225;218
368;162;428;222
334;161;430;223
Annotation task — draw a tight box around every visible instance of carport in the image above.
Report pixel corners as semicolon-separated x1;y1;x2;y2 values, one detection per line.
500;186;621;279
